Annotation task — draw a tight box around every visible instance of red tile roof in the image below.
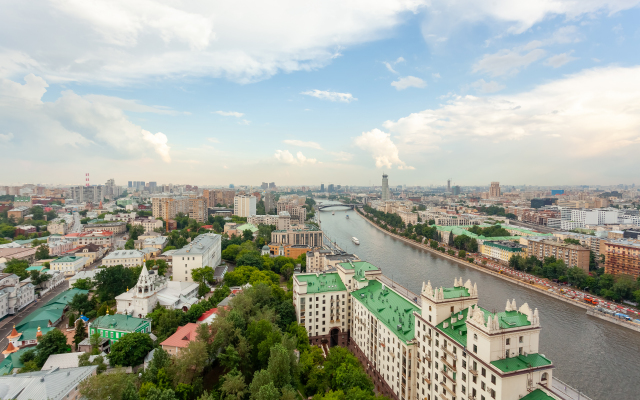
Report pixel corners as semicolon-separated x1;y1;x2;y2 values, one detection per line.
160;323;199;348
197;308;218;322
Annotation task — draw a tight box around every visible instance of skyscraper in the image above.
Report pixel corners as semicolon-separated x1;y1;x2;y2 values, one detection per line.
447;179;451;192
320;183;325;192
381;173;389;201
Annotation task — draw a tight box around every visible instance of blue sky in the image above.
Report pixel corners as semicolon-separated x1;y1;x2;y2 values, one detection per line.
1;1;640;187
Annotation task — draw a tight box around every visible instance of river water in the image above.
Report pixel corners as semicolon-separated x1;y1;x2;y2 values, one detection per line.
316;202;640;400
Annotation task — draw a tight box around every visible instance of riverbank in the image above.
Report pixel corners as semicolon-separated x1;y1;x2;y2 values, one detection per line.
586;309;640;332
355;208;597;311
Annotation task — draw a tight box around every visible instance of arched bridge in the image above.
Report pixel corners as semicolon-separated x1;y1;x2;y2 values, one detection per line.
317;203;361;211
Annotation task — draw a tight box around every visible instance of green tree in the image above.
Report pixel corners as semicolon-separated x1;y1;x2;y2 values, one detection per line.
69;293;95;315
35;244;50;260
34;329;70;367
156;259;169;276
72;278;94;290
335;363;374;393
219;344;242;372
266;344;292;389
198;281;211;297
94;265;138;302
243;229;254;241
30;270;51;286
74;319;87;349
80;371;137;400
107;332;154;367
221;370;247;400
125;238;135;249
458;250;466;258
192;266;215;283
4;258;29;279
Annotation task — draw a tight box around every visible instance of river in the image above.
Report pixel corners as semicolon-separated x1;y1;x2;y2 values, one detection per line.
316;201;640;400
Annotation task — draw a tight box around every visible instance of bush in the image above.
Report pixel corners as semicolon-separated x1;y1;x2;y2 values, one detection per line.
467;257;474;263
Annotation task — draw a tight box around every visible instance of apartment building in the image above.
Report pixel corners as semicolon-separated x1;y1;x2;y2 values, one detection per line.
83;222;127;234
132;216;164;233
480;241;527;263
152;195;189;221
188;197;207;223
65;231;114;247
202;189;236;208
8;206;30;220
271;225;323;247
306;250;359;273
102;250;146;268
276;196;307;224
0;248;37;264
50;256;88;276
172;233;221;283
293;264;559;400
0;273;35;317
604;241;640;278
398;211;418;226
234;195;256;218
527;238;590;272
247;214;279;226
489;182;501;198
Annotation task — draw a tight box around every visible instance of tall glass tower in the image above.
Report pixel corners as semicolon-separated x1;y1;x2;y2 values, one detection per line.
381;173;389;201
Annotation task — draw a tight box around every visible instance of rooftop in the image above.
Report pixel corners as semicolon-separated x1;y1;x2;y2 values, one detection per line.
484;240;526;251
519;389;557;400
103;250;144;259
491;353;552;373
51;256;86;263
173;233;221;256
160;323;199;348
0;365;98;400
352;279;420;344
297;272;346;293
91;314;150;331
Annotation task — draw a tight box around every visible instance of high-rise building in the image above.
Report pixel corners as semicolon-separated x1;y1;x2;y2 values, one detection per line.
490;181;501;198
128;181;132;188
229;184;235;189
269;182;276;189
452;185;461;195
234;195;256;217
188;197;207;223
261;182;268;189
381;173;389;201
447;179;451;192
320;184;325;192
328;184;335;192
264;192;276;214
152;195;189;221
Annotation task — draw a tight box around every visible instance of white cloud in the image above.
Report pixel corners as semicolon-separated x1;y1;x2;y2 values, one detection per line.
0;132;13;143
274;150;317;165
213;111;244;117
421;1;640;40
330;151;354;161
473;43;545;76
0;1;426;84
384;62;398;74
550;25;582;44
381;66;640;159
207;137;219;143
471;79;505;93
239;119;251;125
432;73;441;80
545;52;578;68
283;139;323;150
301;90;357;102
391;76;427;90
354;128;412;169
0;74;172;162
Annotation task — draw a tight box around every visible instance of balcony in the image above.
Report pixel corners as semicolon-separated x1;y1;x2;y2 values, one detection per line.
423;377;431;385
440;382;456;396
424;354;432;362
439;394;448;400
469;368;478;376
440;356;456;372
441;368;456;383
441;345;457;360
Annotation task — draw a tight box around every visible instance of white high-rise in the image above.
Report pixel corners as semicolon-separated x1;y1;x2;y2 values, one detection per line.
381;173;390;201
234;195;257;217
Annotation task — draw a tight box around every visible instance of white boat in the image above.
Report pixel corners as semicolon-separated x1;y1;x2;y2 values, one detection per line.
346;214;349;219
352;237;360;245
332;212;335;215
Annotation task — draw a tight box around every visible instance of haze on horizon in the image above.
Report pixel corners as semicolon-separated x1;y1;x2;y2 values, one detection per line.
2;1;640;186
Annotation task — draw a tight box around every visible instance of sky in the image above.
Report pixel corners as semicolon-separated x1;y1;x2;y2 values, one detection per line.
2;1;640;187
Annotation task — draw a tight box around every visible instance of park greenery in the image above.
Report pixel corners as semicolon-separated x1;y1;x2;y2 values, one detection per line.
467;224;511;237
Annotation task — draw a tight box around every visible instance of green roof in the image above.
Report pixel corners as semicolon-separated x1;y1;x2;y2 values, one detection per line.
297;273;346;293
519;389;557;400
491;353;552;373
52;256;86;263
442;287;470;299
484;241;525;252
26;265;47;271
0;347;30;375
352;280;420;344
43;289;89;309
19;309;63;327
91;314;150;332
18;326;55;341
435;225;552;242
236;223;258;233
338;261;379;281
437;307;473;347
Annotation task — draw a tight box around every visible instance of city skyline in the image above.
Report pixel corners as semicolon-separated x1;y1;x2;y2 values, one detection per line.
2;2;640;184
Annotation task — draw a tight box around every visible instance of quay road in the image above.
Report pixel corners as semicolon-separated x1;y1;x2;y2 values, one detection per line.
318;200;640;400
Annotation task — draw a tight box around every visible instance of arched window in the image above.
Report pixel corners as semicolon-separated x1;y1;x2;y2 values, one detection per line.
541;372;548;382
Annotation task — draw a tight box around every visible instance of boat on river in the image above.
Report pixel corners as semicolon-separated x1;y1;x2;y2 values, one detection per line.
352;237;360;245
346;214;349;219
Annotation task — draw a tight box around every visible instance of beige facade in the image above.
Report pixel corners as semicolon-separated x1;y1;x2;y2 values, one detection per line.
527;239;590;272
152;196;189;221
83;222;127;234
271;226;323;247
66;231;114;247
398;210;418;225
490;182;501;198
233;195;256;218
132;216;164;233
188;197;207;223
202;189;236;208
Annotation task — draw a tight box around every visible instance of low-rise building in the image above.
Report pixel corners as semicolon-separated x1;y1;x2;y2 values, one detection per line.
481;240;527;263
138;236;169;251
160;323;199;355
50;256;88;276
88;314;152;342
247;214;279;226
82;221;127;234
15;225;36;236
0;273;35;317
132;216;164;233
172;233;221;283
63;243;107;264
271;224;323;247
398;210;418;225
0;247;37;264
116;266;199;318
8;206;30;220
102;250;145;268
65;231;114;247
0;365;98;400
268;243;311;258
527;238;590;272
